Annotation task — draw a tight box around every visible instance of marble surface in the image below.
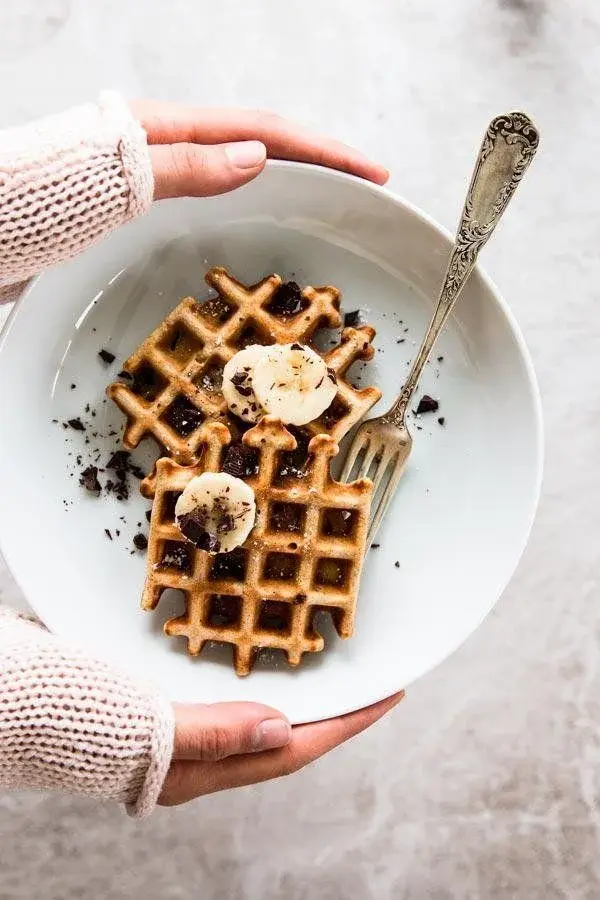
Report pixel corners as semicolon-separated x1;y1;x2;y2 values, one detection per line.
1;0;599;897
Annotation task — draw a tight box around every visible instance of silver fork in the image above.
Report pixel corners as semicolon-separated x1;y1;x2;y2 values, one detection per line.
341;111;540;545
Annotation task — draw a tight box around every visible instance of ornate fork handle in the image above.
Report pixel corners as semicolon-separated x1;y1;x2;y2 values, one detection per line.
383;111;540;428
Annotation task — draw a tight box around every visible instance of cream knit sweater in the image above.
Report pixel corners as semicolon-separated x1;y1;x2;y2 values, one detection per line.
0;93;174;816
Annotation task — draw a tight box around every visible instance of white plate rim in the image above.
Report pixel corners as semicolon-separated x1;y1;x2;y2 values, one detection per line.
0;161;544;721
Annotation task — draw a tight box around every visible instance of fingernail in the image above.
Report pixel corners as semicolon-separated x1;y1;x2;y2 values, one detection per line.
251;718;292;751
225;141;266;169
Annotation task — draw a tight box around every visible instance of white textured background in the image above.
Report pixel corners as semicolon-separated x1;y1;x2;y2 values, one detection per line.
1;1;599;897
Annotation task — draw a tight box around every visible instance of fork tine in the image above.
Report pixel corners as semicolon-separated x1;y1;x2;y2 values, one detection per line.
357;442;380;481
340;432;369;482
367;458;406;547
370;446;397;494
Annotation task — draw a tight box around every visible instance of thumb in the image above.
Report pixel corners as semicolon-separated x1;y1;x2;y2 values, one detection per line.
172;702;292;761
150;140;266;200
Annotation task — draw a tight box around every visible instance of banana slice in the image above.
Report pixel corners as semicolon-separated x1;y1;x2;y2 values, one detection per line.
175;472;256;553
222;345;267;422
252;343;337;426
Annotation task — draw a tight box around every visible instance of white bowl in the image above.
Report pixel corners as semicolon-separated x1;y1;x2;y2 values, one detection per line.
0;162;542;723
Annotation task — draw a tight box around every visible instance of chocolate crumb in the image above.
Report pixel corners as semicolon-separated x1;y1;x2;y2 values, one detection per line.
67;417;85;431
437;356;444;363
395;561;400;568
438;416;445;426
344;310;363;328
79;466;101;493
290;342;303;351
133;533;147;551
415;395;439;415
98;348;115;365
70;383;76;390
145;510;152;522
396;338;405;344
104;529;112;541
118;370;132;380
293;593;307;605
370;543;381;550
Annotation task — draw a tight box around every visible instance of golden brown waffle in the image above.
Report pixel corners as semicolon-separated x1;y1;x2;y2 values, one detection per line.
107;267;381;473
142;417;373;676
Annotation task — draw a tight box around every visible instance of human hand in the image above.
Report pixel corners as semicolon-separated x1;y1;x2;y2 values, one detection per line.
159;692;403;806
130;100;389;201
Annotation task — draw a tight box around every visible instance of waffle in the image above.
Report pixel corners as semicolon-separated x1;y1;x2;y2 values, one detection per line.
142;417;373;676
107;267;381;478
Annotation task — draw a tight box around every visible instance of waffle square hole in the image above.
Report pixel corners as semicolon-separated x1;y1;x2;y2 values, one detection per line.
262;552;300;583
197;294;236;327
159;323;203;368
209;548;247;582
160;491;182;524
157;540;193;574
314;558;350;590
206;594;242;628
161;395;205;436
237;323;272;348
269;502;306;534
130;363;168;402
320;508;358;539
193;359;224;394
258;600;292;634
220;441;260;479
317;396;351;432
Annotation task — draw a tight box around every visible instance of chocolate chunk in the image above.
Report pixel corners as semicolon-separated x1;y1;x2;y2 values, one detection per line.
230;371;253;398
221;441;259;479
67;418;85;431
104;529;112;540
344;310;363;328
178;508;220;552
107;450;130;478
266;281;307;316
438;417;445;426
216;510;235;534
415;395;439;415
79;465;101;493
277;427;310;479
163;396;203;436
133;533;148;551
98;349;115;364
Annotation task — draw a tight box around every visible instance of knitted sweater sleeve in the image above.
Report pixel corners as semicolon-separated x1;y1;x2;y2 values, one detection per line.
0;91;153;303
0;607;174;817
